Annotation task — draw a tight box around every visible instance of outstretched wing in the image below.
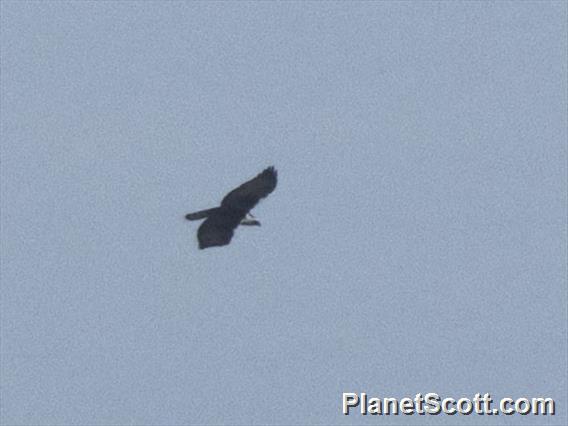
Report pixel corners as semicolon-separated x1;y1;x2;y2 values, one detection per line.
221;166;277;212
197;216;236;249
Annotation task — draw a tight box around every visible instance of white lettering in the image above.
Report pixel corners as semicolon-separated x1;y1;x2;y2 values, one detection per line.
342;393;359;415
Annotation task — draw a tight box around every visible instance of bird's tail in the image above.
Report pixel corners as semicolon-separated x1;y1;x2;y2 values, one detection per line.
185;208;218;221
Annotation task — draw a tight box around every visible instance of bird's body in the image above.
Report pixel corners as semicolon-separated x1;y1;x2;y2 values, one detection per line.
185;167;277;249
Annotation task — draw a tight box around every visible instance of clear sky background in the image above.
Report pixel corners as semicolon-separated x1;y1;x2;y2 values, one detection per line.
1;1;566;425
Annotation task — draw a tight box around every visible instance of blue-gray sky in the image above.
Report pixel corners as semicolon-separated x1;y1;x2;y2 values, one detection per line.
1;1;566;425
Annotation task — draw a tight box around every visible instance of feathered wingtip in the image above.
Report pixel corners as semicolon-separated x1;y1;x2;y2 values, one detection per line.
263;166;277;183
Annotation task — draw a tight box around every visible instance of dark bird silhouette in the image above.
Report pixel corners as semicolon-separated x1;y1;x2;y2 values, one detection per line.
185;166;277;249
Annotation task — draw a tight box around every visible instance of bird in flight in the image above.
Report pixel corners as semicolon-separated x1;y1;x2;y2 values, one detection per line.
185;166;278;249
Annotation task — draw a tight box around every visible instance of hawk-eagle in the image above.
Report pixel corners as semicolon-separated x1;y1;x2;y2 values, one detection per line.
185;166;277;249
